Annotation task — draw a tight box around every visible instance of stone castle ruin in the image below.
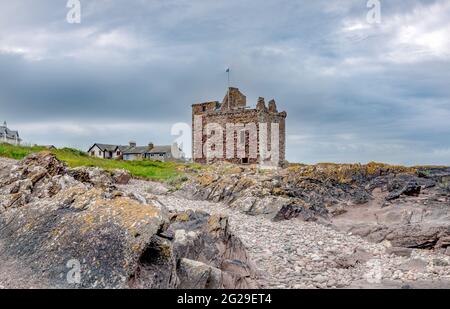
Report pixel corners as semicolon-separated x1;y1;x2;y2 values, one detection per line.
192;87;287;167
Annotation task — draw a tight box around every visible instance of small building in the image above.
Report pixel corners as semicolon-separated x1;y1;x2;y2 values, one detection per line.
0;121;21;145
122;141;149;161
123;142;180;162
87;143;122;159
144;144;174;161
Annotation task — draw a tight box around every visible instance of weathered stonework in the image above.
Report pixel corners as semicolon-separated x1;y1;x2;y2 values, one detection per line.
192;88;287;167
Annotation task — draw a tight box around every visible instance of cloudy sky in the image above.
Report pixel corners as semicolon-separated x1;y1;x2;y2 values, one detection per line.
1;0;449;165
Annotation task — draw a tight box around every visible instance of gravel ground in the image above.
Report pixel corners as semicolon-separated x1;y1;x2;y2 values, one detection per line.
120;179;450;289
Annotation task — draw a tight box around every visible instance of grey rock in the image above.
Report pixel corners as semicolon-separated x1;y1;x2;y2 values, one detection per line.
399;259;428;272
386;181;421;201
432;258;449;267
272;204;318;222
313;274;327;283
177;258;222;289
386;247;413;257
445;247;450;256
112;169;131;185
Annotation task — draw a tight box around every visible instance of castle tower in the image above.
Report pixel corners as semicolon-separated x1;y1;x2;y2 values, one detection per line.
192;88;287;167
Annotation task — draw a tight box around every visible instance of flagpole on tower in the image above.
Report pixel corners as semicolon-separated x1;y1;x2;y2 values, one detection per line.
226;68;230;109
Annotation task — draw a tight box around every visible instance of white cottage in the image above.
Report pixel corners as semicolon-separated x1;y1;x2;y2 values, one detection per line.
87;143;122;159
0;121;21;145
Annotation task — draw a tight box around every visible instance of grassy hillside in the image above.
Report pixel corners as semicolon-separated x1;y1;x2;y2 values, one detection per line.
0;143;201;182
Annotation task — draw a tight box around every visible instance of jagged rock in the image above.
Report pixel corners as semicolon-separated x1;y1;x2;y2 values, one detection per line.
18;151;67;177
68;166;114;188
386;181;421;201
272;204;323;222
112;169;131;185
0;153;257;289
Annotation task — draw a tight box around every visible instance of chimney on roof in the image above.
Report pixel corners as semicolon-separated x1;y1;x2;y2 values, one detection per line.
148;142;154;150
129;141;136;148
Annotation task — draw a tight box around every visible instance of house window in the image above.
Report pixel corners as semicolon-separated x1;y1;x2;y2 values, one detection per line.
98;151;102;156
91;151;94;156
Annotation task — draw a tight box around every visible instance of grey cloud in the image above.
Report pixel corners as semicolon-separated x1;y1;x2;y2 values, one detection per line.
0;0;449;164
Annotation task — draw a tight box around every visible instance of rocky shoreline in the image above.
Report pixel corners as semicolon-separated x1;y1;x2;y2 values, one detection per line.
1;155;450;289
179;163;450;252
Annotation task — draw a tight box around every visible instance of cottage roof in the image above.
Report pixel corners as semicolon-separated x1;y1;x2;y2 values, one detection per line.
123;146;149;155
0;124;20;140
89;144;119;152
148;145;172;154
118;145;130;152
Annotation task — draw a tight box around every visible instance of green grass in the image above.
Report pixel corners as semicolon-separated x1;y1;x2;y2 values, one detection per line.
0;143;203;182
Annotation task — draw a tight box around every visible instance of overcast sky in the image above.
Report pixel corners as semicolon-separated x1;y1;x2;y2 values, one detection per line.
1;0;450;165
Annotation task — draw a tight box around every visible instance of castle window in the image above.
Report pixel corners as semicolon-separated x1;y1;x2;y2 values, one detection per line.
202;106;206;112
240;130;246;144
242;158;249;164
